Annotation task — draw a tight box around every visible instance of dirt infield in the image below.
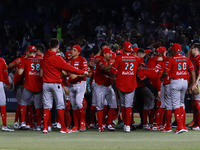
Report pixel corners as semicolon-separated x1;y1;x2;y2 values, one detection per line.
6;112;193;121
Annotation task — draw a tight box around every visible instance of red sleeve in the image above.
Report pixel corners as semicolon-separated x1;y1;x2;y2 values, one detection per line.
57;56;85;75
164;58;172;73
110;57;119;74
81;57;88;71
3;60;9;86
157;71;163;91
188;59;195;72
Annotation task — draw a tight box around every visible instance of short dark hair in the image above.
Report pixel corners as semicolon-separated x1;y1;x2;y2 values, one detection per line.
92;45;101;55
100;42;108;49
50;38;59;48
194;43;200;51
137;48;145;54
36;43;45;53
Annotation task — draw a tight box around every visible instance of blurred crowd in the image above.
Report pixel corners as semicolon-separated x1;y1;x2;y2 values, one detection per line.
0;0;200;65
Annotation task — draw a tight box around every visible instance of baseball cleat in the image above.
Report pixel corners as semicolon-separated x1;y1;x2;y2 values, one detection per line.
66;128;73;133
182;127;188;132
2;126;14;132
190;125;199;130
160;127;172;133
71;126;79;132
19;122;26;129
107;124;116;131
124;125;131;133
143;124;150;130
102;124;106;129
33;126;41;131
174;129;185;134
89;124;96;128
80;122;86;132
56;123;61;129
98;126;104;132
186;120;195;127
48;126;52;132
43;128;48;133
25;125;31;130
13;122;19;129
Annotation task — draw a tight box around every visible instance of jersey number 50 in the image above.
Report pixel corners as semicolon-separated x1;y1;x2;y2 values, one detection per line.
178;62;187;71
125;62;134;71
31;63;40;71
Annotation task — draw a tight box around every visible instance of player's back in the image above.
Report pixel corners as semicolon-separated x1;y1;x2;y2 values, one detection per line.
22;56;43;92
167;54;193;80
112;53;140;92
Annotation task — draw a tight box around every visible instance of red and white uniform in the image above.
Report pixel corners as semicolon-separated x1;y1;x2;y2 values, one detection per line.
42;49;85;132
164;53;194;131
20;56;43;92
67;56;88;84
0;58;9;106
111;53;140;93
95;57;117;127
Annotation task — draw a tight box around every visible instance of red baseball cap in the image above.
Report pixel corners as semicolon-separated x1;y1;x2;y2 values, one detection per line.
145;49;152;54
123;42;133;52
111;52;117;59
72;45;82;53
115;49;123;55
133;47;139;53
102;47;112;54
156;46;166;55
28;46;36;52
171;43;181;52
65;51;71;58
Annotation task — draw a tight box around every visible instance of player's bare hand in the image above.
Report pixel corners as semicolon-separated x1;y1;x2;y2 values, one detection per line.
63;86;69;95
16;59;21;64
6;85;10;91
192;84;197;91
69;74;78;79
157;91;161;99
84;71;89;76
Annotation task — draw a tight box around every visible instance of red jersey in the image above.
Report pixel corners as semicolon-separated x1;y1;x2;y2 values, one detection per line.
165;54;194;80
42;49;85;84
0;57;9;85
95;58;113;86
20;56;43;92
147;56;167;68
137;57;146;87
193;54;200;77
110;53;140;92
66;56;88;84
89;55;102;80
9;57;25;85
137;64;160;88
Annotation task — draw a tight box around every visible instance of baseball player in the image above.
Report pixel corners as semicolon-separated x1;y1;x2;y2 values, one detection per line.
190;43;200;130
95;47;117;132
17;46;43;131
110;42;140;132
41;38;88;133
134;48;146;128
8;53;27;129
88;45;102;128
158;50;173;132
0;57;14;132
160;43;196;134
66;44;88;132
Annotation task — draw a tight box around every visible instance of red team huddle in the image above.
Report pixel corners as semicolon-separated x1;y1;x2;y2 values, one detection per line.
1;37;200;134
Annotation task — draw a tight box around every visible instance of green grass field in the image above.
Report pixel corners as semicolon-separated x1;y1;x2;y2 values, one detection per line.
0;113;200;150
